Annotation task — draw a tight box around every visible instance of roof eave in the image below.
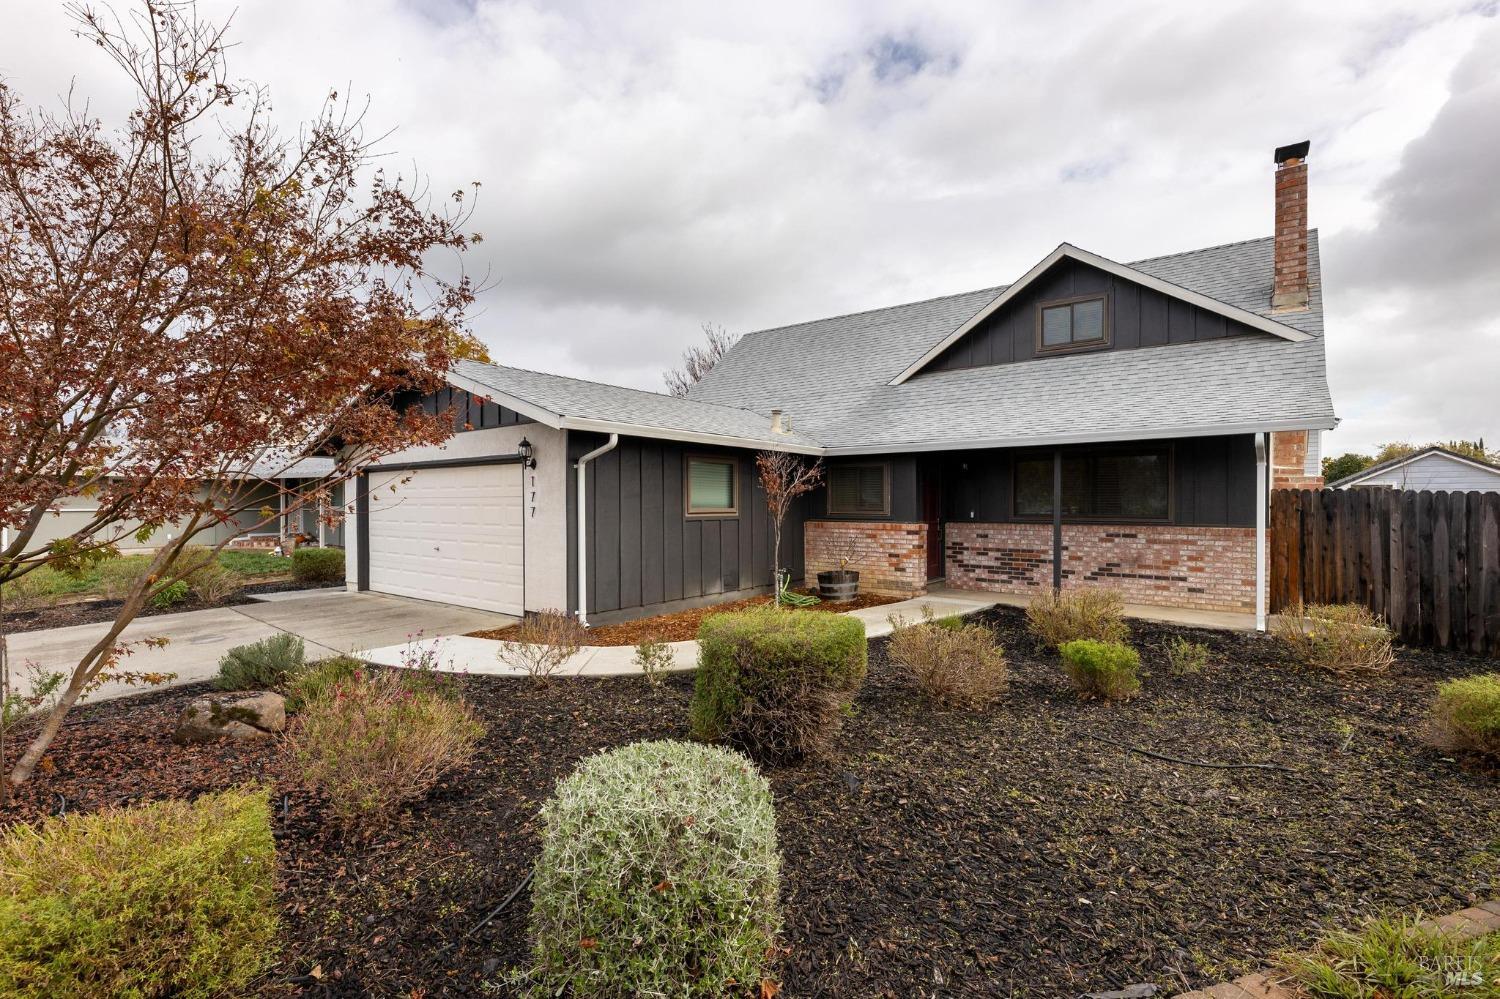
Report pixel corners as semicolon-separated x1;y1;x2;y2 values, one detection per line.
818;414;1338;456
887;242;1316;386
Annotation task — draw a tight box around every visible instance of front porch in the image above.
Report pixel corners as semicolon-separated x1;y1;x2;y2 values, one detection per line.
799;432;1307;621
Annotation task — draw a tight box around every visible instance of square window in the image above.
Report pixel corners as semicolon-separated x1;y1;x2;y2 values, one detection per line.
828;464;890;516
686;457;738;516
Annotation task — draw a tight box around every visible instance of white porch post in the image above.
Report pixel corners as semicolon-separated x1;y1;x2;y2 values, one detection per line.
1255;432;1268;633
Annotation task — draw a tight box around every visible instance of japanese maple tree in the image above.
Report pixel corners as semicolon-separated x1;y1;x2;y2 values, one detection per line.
0;1;484;785
756;451;823;605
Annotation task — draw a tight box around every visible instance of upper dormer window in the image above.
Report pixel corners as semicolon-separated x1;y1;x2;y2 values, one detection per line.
1037;295;1108;353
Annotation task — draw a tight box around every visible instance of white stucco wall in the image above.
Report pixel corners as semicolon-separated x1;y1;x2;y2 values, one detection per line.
344;423;568;613
1337;452;1500;492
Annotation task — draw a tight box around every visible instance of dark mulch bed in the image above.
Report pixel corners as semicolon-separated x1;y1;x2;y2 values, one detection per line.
1;578;342;634
2;607;1497;997
469;589;902;646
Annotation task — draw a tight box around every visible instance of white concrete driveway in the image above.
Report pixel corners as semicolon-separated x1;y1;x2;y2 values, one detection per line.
6;591;517;703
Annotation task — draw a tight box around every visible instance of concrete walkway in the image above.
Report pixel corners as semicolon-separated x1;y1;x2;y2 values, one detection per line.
364;588;1004;679
6;591;516;703
363;585;1259;681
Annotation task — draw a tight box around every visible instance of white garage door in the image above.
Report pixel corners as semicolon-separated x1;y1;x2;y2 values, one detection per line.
366;463;524;615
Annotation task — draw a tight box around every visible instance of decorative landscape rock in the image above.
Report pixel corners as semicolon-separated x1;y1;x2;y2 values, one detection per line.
173;691;286;744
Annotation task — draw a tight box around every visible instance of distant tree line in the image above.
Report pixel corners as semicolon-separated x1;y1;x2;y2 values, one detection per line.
1322;438;1497;483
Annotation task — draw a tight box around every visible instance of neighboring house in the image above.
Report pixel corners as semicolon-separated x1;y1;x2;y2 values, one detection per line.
345;142;1336;627
1326;446;1500;492
2;457;344;554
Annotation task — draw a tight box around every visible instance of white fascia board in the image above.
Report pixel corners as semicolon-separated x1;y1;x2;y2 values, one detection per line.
444;370;567;428
818;415;1339;456
557;417;824;456
888;242;1315;385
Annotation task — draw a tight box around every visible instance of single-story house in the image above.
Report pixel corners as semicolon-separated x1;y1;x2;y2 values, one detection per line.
1326;446;1500;492
2;457;344;555
344;142;1337;630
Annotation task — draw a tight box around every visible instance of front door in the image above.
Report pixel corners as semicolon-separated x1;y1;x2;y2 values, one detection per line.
921;470;943;581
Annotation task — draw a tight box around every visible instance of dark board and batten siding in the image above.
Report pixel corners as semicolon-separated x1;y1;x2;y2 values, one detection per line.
1271;488;1500;656
566;434;804;622
420;385;535;432
925;257;1260;373
941;435;1257;528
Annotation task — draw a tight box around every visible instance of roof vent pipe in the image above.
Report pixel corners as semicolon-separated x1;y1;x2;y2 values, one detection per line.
770;409;785;435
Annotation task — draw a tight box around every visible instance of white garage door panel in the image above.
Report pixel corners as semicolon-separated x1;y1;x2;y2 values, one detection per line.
366;464;523;615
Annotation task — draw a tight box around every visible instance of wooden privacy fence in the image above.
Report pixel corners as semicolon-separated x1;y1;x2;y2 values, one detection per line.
1270;488;1500;656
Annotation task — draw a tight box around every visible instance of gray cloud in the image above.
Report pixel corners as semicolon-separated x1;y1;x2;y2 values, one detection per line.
3;0;1495;454
1325;19;1500;454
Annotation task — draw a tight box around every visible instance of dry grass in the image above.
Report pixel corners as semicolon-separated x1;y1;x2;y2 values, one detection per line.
494;609;585;684
1025;589;1129;648
1275;603;1396;674
886;615;1008;709
288;669;484;826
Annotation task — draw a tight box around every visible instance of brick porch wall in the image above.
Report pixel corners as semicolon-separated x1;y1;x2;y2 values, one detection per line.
944;522;1257;612
804;521;928;595
1271;430;1324;489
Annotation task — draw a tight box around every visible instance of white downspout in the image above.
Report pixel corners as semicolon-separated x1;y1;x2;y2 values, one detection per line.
1255;432;1268;633
575;434;619;627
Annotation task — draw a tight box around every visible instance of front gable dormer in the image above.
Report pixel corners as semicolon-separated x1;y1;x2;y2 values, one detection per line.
890;244;1312;384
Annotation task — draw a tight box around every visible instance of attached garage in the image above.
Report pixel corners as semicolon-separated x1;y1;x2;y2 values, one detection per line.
363;461;525;615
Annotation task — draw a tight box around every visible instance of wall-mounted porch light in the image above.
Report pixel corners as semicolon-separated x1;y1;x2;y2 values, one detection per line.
517;437;536;469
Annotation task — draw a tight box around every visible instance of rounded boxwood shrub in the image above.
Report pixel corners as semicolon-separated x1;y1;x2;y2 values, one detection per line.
1059;638;1141;700
690;607;866;764
1428;672;1500;759
0;787;278;998
524;740;781;998
291;546;345;584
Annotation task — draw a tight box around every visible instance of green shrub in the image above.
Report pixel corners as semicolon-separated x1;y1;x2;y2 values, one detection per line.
523;740;781;998
150;578;190;608
1275;603;1396;674
1060;639;1141;700
0;787;278;998
1026;588;1129;648
1279;914;1500;999
632;638;676;687
691;607;866;764
886;614;1007;708
1429;673;1500;759
214;633;306;691
291;546;345;585
1165;635;1211;675
288;668;484;825
285;655;362;712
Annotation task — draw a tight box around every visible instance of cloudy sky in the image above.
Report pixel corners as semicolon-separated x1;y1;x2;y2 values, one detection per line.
5;0;1498;458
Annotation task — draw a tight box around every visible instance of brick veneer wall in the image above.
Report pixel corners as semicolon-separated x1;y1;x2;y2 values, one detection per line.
1271;430;1324;489
945;522;1257;612
804;521;928;595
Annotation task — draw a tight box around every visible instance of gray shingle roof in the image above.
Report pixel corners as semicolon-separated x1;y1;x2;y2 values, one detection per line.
451;233;1334;453
687;232;1334;450
450;359;820;448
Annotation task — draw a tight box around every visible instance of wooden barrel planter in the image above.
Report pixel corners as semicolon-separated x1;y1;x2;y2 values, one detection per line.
817;569;860;603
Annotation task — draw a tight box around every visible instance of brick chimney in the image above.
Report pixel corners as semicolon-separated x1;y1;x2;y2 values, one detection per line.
1272;140;1310;311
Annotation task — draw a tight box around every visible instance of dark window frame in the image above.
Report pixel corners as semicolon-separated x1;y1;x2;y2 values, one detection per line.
827;462;892;518
1010;445;1174;524
684;454;740;518
1035;293;1110;355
